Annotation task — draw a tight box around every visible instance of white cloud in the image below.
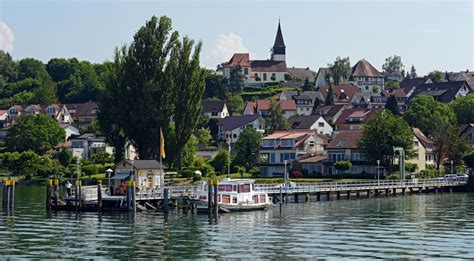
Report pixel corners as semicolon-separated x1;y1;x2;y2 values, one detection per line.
202;32;256;68
0;21;14;53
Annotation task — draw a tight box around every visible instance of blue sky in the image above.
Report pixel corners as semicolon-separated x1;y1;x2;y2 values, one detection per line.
0;0;472;75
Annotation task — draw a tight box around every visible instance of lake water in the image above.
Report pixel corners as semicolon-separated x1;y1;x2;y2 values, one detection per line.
1;185;474;259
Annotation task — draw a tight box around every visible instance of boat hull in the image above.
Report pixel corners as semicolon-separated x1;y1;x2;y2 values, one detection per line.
194;200;269;213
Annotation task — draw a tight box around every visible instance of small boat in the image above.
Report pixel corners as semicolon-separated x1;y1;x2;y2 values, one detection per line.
194;178;270;213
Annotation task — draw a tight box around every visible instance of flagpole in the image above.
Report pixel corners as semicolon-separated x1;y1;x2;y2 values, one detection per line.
160;127;164;189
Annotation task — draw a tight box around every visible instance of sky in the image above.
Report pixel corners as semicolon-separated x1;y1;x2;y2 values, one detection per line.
0;0;472;75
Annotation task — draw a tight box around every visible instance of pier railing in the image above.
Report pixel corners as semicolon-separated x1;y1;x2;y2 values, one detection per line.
254;179;467;194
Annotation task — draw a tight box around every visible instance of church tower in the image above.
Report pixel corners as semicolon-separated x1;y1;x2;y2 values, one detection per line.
271;20;286;62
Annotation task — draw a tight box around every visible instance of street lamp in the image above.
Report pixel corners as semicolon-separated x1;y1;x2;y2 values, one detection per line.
450;160;454;174
376;160;380;187
106;168;113;187
284;160;288;187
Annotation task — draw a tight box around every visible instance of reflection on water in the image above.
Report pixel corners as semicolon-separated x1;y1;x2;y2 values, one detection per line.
1;185;474;259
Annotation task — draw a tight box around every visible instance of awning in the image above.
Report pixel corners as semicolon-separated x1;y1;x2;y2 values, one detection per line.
112;173;130;180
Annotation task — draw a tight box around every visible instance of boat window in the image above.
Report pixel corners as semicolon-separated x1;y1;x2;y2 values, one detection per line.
260;195;266;203
232;197;237;203
253;195;258;203
218;185;233;192
232;185;237;191
238;184;251;193
222;195;231;204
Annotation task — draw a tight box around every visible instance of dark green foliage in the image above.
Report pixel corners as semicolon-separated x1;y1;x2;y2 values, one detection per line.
0;151;66;177
0;51;16;82
359;110;414;170
209;149;230;174
229;65;244;94
82;164;99;177
267;100;289;131
405;162;418;172
410;65;417;79
428;70;443;83
233;128;262;169
325;85;334;105
449;93;474;124
463;150;474;169
58;148;72;167
249;167;260;178
204;72;229;100
6;114;65;154
227;95;244;115
382;55;404;73
302;77;314;91
180;169;194;178
385;95;399;115
404;96;456;138
334;160;352;171
90;152;114;166
328;57;350;85
385;81;400;89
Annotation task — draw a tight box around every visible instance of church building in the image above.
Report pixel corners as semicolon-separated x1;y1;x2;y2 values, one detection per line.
222;21;287;84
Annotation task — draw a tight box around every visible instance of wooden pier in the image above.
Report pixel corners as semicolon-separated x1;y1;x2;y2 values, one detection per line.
40;178;468;213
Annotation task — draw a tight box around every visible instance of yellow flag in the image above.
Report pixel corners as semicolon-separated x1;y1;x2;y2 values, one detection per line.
160;128;166;159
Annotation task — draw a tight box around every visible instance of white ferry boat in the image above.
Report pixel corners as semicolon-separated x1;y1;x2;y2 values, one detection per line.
195;178;270;212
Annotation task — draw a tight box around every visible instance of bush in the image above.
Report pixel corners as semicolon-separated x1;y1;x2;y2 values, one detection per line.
209;150;230;173
82;164;98;177
334;161;352;171
180;169;194;178
385;173;399;180
249;167;260;178
192;174;202;182
405;162;418;173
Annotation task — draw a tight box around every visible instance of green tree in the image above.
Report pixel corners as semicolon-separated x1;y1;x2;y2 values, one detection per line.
195;127;212;145
359;110;414;170
432;122;467;170
385;95;400;115
328;56;350;85
410;65;417;79
227;95;244;115
233;128;262;169
404;96;456;138
302;77;313;91
449;93;474;124
90;152;114;167
182;134;198;167
382;55;404;73
6;114;65;154
100;16;205;161
0;50;16;82
428;70;444;83
229;65;244;94
57;148;72;167
204;72;229;100
385;81;400;89
334;161;352;171
325;85;334;105
209;149;231;174
463;150;474;170
15;58;58;104
268;100;289;130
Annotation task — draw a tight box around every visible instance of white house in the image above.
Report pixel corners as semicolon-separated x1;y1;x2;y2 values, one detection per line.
348;59;385;93
288;115;333;136
201;100;230;119
217;115;265;143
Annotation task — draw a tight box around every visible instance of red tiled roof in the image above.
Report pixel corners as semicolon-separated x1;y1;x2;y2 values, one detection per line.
334;108;379;125
318;85;360;103
257;99;296;111
224;53;251;68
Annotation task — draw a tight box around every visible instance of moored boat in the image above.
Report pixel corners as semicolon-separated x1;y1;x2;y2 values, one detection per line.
195;178;270;212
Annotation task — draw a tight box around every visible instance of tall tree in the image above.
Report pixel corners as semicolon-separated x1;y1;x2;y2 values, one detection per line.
302;77;313;91
428;70;444;83
449;93;474;124
385;95;399;115
403;96;456;138
173;37;206;169
267;100;289;130
325;85;334;105
6;114;65;154
204;72;229;100
382;55;404;73
432;122;468;170
0;50;16;82
359;110;414;170
233;127;262;169
328;56;350;85
227;95;244;115
229;65;244;94
410;65;417;78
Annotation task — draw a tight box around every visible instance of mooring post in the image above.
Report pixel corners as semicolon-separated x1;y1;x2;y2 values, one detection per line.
418;188;422;194
326;192;331;201
375;189;379;196
126;181;131;211
385;189;389;196
316;192;321;201
74;180;78;211
131;181;136;214
294;193;299;203
347;191;351;200
402;188;406;195
97;180;102;211
54;179;59;207
449;187;453;193
163;188;169;213
279;187;283;204
336;191;341;200
356;191;360;197
207;181;212;214
46;179;52;212
2;180;7;209
305;193;310;202
9;180;15;209
367;190;371;198
435;187;438;194
392;188;396;196
213;179;218;216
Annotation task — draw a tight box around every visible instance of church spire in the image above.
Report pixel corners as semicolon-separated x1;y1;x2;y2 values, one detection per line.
272;20;286;62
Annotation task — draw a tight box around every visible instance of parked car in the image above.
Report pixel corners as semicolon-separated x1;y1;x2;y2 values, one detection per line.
444;174;458;181
456;174;469;182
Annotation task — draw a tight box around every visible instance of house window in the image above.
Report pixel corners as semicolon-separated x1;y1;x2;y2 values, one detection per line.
9;108;16;114
233;133;237;138
46;107;55;115
318;122;324;128
365;86;369;91
263;73;267;81
270;153;276;164
271;73;276;80
244;68;249;75
211;112;218;116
